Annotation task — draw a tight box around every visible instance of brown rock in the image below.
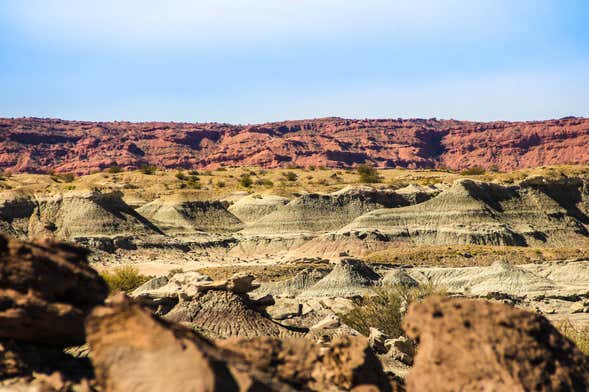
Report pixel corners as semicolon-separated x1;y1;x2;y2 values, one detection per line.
1;117;588;174
0;234;108;346
85;293;291;392
86;294;398;392
403;296;589;391
218;335;395;392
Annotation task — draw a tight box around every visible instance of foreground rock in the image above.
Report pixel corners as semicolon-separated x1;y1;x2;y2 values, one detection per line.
0;234;108;345
403;296;589;391
86;294;398;392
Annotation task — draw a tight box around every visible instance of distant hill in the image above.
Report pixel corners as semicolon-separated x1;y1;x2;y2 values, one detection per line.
0;116;588;174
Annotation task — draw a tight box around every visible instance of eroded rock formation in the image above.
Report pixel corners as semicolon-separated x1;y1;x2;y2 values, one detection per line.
1;116;588;174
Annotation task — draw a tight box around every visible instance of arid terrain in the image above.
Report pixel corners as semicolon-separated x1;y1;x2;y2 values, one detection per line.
1;161;589;390
1;116;589;174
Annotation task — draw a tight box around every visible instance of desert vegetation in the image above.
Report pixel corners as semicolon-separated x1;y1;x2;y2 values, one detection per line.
339;283;445;337
100;266;151;293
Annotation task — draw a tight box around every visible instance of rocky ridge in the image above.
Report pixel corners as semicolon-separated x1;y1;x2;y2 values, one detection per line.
1;116;588;174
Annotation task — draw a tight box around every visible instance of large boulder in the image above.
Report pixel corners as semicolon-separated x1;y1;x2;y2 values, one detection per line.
218;336;396;392
0;234;108;346
86;294;398;392
403;296;589;391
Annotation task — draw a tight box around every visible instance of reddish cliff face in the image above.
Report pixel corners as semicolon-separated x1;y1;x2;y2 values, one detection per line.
0;117;588;174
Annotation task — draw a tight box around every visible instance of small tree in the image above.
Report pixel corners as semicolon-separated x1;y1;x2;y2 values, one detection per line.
357;164;381;183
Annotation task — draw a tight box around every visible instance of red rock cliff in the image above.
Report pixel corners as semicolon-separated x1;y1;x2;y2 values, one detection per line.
0;116;587;174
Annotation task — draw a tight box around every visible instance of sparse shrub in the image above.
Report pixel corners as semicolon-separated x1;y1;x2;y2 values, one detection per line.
240;174;253;188
108;165;122;173
50;173;76;183
203;170;213;176
188;170;199;176
489;165;500;173
460;166;486;176
140;164;157;175
255;179;274;187
123;183;139;189
215;167;227;172
100;266;151;293
217;181;226;188
282;171;298;182
175;171;187;181
185;178;201;189
339;283;445;337
308;166;316;171
357;164;382;183
558;320;589;356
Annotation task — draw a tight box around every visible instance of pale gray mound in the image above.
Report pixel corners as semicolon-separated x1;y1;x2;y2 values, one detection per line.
342;178;588;247
137;194;243;234
253;268;328;298
410;260;557;296
242;186;408;235
381;268;419;287
524;260;589;288
299;258;381;298
0;191;36;237
228;194;289;223
165;289;303;339
27;190;161;240
394;184;440;204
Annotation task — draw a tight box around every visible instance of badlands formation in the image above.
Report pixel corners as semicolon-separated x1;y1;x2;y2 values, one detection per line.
1;165;589;390
1;116;589;173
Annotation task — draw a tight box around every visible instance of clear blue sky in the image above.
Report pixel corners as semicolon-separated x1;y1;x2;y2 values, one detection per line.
0;0;588;124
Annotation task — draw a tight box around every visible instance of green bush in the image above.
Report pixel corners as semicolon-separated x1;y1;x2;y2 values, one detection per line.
140;164;157;175
108;165;122;174
460;166;486;176
282;171;298;182
357;164;382;183
339;283;444;337
100;266;151;293
240;174;253;188
50;173;76;183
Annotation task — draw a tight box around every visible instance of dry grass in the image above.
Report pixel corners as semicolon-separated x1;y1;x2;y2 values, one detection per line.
339;283;445;337
557;320;589;357
366;244;589;267
100;266;152;293
3;164;588;202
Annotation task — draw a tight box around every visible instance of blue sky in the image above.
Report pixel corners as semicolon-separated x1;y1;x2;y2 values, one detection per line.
0;0;588;123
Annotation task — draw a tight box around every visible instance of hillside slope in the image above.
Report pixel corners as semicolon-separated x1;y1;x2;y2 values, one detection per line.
1;116;588;174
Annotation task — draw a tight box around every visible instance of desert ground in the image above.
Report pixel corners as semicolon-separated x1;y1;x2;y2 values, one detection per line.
2;165;589;390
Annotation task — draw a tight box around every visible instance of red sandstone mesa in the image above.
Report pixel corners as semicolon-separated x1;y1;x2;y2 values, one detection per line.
0;116;588;174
